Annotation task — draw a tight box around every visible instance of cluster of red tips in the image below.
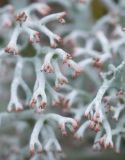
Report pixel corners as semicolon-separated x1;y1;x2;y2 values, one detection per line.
55;77;68;89
84;111;102;132
15;12;27;22
58;12;67;24
93;112;102;123
50;35;62;48
98;136;114;149
40;101;47;109
58;119;78;135
29;144;42;156
116;89;124;96
66;53;72;60
30;98;47;110
7;104;23;112
84;111;91;120
63;53;72;64
41;63;54;73
29;32;41;43
89;121;101;132
15;106;23;112
4;47;18;55
58;78;68;85
30;98;36;108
